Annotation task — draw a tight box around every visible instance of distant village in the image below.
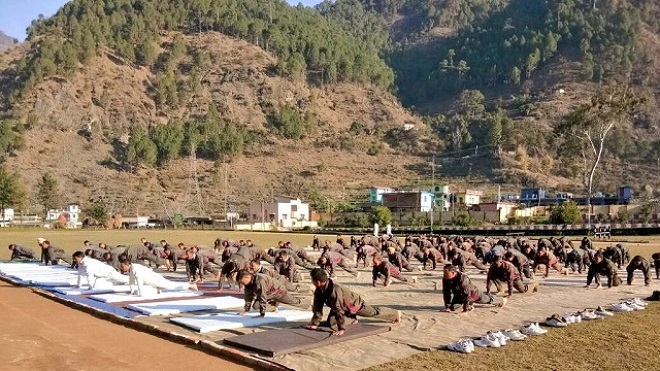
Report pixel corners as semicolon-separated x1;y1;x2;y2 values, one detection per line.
1;183;655;231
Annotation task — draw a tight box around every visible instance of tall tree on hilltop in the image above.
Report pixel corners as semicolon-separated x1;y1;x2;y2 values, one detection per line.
36;172;61;218
0;166;27;221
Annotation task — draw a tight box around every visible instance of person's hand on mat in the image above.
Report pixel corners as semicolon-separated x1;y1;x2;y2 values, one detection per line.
240;311;250;316
305;325;318;330
331;330;345;336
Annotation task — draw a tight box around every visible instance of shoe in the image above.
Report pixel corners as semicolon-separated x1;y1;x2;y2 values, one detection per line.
595;306;614;317
487;330;509;346
521;322;547;336
623;301;645;311
447;338;474;353
611;302;634;312
474;334;501;348
579;309;602;320
501;329;527;341
545;314;568;328
645;290;660;301
630;298;648;307
561;313;577;324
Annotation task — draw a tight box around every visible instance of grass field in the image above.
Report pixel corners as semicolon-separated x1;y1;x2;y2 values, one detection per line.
365;303;660;371
1;229;660;261
0;229;336;260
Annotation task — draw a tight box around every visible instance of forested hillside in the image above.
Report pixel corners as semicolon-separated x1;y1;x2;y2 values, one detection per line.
0;0;658;216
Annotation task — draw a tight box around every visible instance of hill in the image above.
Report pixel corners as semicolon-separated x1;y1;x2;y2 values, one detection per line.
0;31;17;53
0;0;659;218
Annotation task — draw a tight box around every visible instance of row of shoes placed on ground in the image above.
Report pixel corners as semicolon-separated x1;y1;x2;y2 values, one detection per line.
611;297;648;312
545;307;612;327
448;328;533;353
448;298;649;353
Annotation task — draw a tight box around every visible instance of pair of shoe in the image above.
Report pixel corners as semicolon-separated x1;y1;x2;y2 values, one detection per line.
594;306;614;317
474;332;506;348
577;309;603;320
561;313;581;324
500;328;527;341
521;322;547;336
612;299;646;311
546;314;568;328
447;338;475;353
628;298;648;308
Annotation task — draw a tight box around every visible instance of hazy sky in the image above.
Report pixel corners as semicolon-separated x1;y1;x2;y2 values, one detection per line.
0;0;323;41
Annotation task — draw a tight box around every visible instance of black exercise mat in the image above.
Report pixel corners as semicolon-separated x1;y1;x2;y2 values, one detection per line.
222;323;391;356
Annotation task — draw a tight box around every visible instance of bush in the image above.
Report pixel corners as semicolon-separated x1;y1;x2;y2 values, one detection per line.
370;206;392;226
617;208;630;223
272;106;316;139
549;201;582;224
366;142;384;156
452;213;474;227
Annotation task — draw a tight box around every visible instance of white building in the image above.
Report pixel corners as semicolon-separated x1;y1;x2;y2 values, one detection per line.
248;196;311;229
45;203;81;229
0;208;14;227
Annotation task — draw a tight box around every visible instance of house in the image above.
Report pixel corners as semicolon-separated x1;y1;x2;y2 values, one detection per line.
617;186;633;204
248;196;311;229
381;191;434;212
456;189;483;207
370;186;395;204
45;204;81;228
521;188;546;205
432;185;451;211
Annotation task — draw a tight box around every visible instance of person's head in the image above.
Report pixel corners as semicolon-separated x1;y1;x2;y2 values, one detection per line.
72;251;85;265
160;240;167;246
239;240;245;246
278;250;289;260
84;249;93;257
422;246;430;252
443;264;458;279
118;257;132;273
594;253;604;263
632;256;643;266
42;240;51;248
237;270;253;286
504;251;514;261
493;256;504;267
221;261;239;278
214;239;222;248
277;241;284;247
99;242;107;249
246;239;253;246
140;237;147;243
285;241;292;247
37;237;45;246
537;247;547;256
318;255;329;265
163;246;171;255
102;252;111;260
387;246;396;255
310;267;329;288
83;240;91;246
372;253;384;265
186;249;195;259
248;259;261;272
8;244;15;250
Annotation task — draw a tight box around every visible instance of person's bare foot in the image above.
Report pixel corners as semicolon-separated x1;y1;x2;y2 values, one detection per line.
189;283;198;291
350;319;359;325
497;297;508;308
393;310;402;324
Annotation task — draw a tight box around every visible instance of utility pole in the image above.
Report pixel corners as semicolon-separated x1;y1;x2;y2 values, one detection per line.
430;155;435;232
223;162;228;219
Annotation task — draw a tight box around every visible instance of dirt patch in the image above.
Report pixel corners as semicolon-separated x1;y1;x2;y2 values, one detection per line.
0;281;254;371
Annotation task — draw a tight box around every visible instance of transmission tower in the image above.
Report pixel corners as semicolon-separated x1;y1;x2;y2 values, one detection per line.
184;143;205;216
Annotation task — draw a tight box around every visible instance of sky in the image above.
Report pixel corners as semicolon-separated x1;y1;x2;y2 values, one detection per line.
0;0;322;41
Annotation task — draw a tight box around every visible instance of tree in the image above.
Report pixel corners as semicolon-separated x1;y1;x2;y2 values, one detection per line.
0;166;27;221
137;41;158;67
85;198;109;226
151;120;184;165
510;66;521;85
126;126;158;168
556;89;643;227
370;206;392;226
549;201;582;224
36;172;61;217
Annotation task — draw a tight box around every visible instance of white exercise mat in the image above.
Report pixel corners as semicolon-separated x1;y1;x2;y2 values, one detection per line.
89;291;203;303
53;285;133;296
169;308;313;333
127;296;245;316
30;278;80;287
